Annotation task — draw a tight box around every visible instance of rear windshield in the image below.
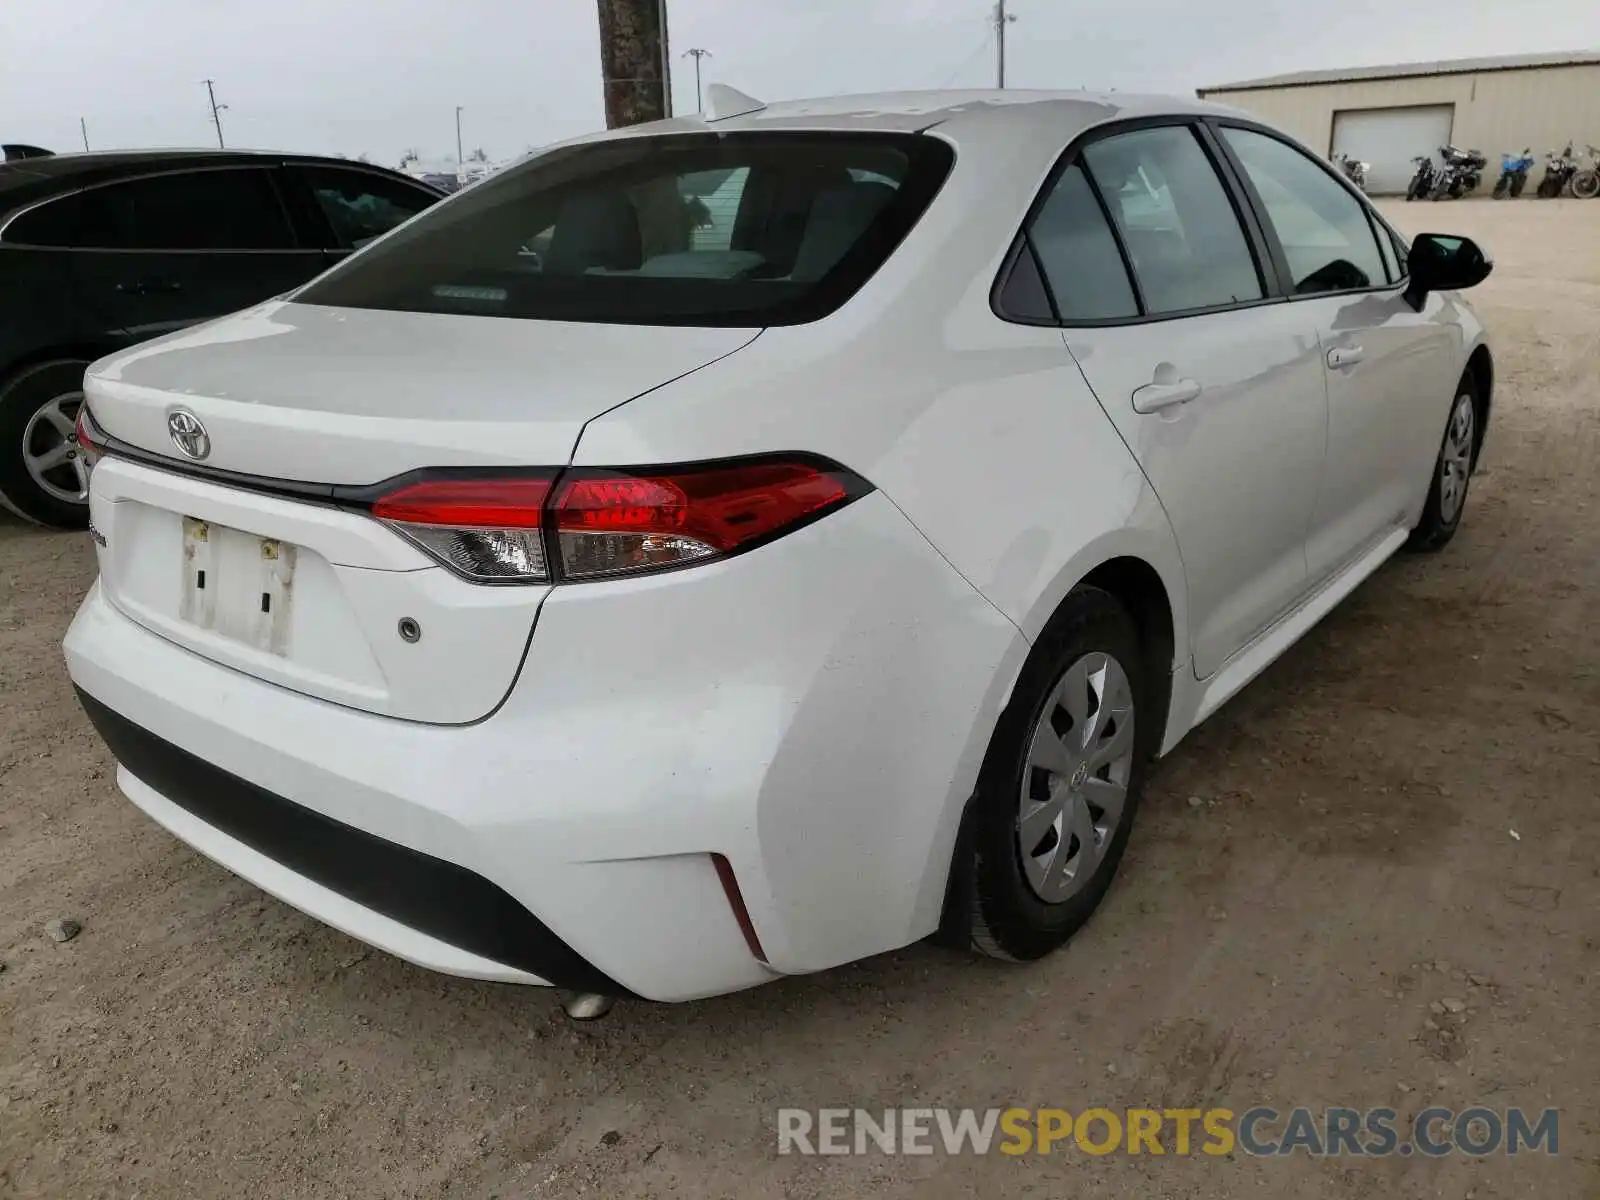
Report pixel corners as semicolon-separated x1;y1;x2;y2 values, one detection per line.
294;132;954;327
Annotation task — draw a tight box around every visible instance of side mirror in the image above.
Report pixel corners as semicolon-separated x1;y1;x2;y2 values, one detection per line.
1405;233;1493;310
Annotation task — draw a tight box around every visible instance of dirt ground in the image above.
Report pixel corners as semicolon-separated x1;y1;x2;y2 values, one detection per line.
3;198;1598;1199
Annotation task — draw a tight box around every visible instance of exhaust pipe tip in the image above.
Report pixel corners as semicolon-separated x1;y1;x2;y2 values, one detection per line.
563;992;616;1021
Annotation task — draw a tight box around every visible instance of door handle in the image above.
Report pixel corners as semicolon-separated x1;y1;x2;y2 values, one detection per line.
1327;344;1364;369
1132;378;1201;413
115;279;183;296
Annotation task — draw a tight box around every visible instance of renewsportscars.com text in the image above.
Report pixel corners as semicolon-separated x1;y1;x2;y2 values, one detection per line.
777;1106;1559;1157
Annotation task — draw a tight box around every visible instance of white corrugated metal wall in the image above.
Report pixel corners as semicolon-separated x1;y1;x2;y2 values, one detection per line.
1202;63;1600;193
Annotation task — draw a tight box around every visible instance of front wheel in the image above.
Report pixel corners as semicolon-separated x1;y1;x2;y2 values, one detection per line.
1492;176;1510;198
1573;171;1600;200
943;586;1151;962
0;360;93;529
1406;380;1478;553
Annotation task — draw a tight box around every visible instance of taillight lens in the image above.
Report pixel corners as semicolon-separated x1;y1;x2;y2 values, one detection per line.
552;460;855;579
368;456;867;585
373;475;554;583
74;405;106;468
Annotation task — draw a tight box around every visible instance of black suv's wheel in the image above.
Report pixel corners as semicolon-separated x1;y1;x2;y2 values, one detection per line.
943;586;1153;962
0;360;92;529
1406;375;1479;553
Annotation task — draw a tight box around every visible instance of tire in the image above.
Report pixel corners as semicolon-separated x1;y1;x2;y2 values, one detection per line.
1511;174;1527;198
1537;177;1558;199
1573;171;1600;200
943;586;1154;962
1492;177;1509;199
1406;376;1478;553
0;360;93;529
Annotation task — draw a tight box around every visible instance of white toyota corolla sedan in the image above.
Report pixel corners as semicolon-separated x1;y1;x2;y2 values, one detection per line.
64;88;1493;1004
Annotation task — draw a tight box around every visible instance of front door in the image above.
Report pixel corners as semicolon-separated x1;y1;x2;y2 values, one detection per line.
1214;125;1458;583
1027;123;1330;678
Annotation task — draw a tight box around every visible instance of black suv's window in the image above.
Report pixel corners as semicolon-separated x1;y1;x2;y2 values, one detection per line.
296;166;438;250
294;132;955;327
6;168;294;250
1080;125;1264;315
1219;127;1387;295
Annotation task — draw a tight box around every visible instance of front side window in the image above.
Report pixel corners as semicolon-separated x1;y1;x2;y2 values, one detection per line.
6;168;294;250
298;167;438;250
294;132;954;327
1080;125;1264;315
1220;127;1387;295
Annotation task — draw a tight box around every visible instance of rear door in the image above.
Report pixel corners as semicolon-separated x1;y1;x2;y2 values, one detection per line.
26;166;326;341
1017;121;1329;678
1215;124;1458;585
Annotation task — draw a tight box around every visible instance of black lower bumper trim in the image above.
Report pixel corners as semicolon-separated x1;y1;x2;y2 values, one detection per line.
75;687;632;997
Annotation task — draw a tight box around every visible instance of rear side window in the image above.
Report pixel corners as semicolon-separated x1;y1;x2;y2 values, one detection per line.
5;168;294;250
1219;127;1386;294
297;166;438;250
294;132;955;327
1081;126;1264;315
1026;162;1138;320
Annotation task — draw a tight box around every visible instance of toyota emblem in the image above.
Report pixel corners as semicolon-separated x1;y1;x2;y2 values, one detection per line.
167;409;211;460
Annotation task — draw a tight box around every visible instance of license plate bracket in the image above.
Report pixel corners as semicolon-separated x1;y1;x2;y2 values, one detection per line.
179;517;296;655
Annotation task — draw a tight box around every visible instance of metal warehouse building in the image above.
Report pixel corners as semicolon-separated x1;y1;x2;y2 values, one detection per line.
1198;50;1600;194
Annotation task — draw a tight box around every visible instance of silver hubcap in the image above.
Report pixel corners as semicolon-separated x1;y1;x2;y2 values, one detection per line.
1018;652;1136;904
22;391;88;505
1438;393;1475;525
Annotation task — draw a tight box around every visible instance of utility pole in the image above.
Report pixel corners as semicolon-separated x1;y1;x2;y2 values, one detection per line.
455;106;464;165
994;1;1018;89
79;118;89;151
596;0;669;128
683;47;712;111
203;79;228;148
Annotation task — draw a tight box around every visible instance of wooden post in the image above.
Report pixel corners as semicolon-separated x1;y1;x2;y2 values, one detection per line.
597;0;668;128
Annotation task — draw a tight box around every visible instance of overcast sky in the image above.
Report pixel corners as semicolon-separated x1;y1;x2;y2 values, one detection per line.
5;0;1599;166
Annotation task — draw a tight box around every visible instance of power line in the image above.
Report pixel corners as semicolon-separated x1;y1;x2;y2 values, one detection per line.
935;29;994;89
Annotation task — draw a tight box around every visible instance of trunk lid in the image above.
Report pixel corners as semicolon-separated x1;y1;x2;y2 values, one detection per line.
81;301;758;724
85;300;758;482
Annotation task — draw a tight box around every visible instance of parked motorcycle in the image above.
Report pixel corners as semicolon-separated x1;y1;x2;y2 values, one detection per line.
1537;143;1578;197
1572;145;1600;200
1431;145;1486;200
1405;155;1437;201
1335;153;1369;192
1492;148;1535;198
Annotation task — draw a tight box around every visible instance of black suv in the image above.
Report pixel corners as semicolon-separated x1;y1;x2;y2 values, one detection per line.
0;150;443;527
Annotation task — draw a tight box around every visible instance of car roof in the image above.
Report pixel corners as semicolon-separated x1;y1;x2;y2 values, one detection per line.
0;149;424;217
556;88;1244;145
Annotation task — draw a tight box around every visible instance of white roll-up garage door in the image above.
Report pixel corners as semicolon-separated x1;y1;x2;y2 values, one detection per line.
1330;106;1455;195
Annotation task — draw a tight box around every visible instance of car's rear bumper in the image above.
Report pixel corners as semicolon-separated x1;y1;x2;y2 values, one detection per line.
75;688;621;992
65;492;1026;1001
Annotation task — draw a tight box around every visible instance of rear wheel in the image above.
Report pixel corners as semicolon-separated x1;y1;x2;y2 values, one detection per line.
0;360;92;529
1573;171;1600;200
1406;378;1478;553
944;586;1152;962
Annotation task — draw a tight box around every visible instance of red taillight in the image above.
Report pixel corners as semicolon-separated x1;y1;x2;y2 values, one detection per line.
551;460;853;580
372;475;554;583
371;477;551;527
74;405;106;467
369;456;866;585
